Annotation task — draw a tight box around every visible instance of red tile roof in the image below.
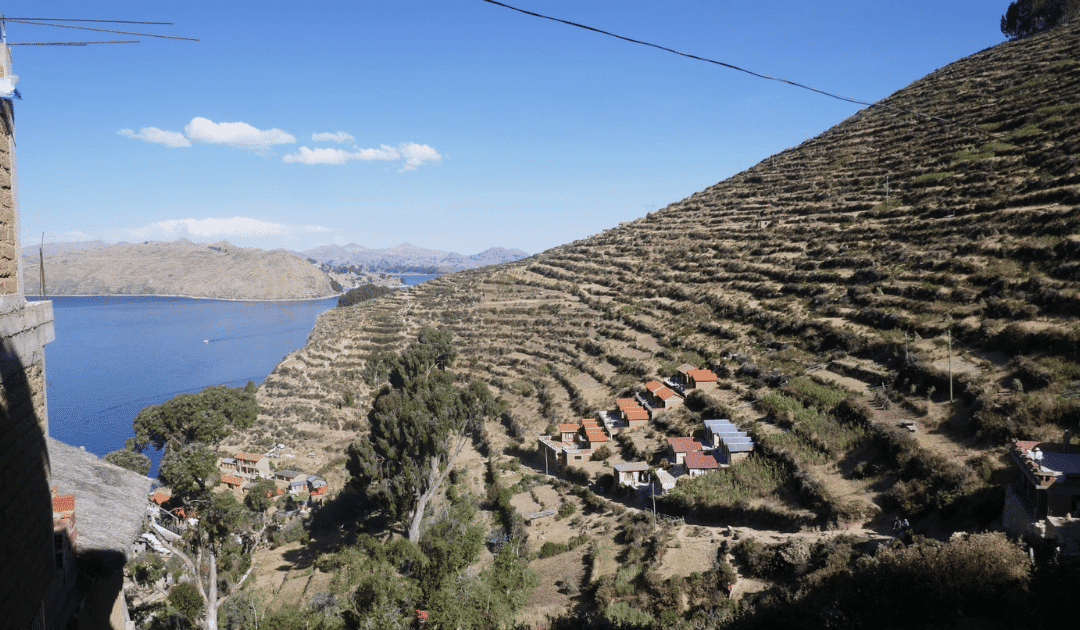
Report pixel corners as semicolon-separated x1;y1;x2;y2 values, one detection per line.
582;419;599;428
667;437;702;453
616;398;641;410
625;410;649;421
654;387;681;400
676;363;696;375
149;491;171;505
220;475;244;486
52;494;75;513
1015;440;1040;454
311;485;329;496
235;452;263;462
645;380;664;393
686;451;719;470
584;429;609;443
559;423;581;433
688;369;718;383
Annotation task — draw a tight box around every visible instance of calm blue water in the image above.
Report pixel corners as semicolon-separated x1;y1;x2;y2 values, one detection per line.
32;275;441;473
35;296;338;465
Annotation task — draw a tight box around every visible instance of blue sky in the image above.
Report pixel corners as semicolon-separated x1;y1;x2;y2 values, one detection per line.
6;1;1007;255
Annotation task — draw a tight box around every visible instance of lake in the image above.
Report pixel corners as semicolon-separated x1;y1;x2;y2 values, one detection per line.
34;274;439;470
38;295;338;464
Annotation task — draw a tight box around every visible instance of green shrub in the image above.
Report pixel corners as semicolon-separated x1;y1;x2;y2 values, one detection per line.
538;541;569;558
168;581;204;622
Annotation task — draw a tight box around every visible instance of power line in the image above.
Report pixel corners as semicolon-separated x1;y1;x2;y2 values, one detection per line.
3;18;173;25
4;19;198;41
481;0;996;138
9;41;140;46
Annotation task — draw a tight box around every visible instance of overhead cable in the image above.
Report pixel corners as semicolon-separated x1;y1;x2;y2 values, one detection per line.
2;18;172;25
9;41;140;46
5;19;198;41
481;0;994;137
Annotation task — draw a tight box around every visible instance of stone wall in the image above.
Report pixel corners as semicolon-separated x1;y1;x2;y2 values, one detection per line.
0;42;57;630
0;107;15;296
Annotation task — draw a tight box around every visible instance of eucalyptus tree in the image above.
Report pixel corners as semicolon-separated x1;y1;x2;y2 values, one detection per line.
347;327;505;541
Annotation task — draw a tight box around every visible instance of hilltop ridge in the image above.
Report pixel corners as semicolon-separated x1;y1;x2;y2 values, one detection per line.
21;239;342;300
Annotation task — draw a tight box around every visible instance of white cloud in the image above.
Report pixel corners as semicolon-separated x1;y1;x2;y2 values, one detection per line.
283;147;362;165
117;127;191;148
282;142;442;171
184;117;296;153
117;217;332;242
398;142;442;171
312;131;355;143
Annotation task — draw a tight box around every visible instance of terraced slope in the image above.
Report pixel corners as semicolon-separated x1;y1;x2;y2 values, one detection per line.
249;23;1080;531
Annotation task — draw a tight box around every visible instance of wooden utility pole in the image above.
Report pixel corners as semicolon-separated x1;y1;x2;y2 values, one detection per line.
649;472;657;533
948;329;954;402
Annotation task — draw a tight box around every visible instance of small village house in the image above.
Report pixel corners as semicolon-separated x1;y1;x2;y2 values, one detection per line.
655;469;677;493
234;452;272;479
274;469;305;483
686;369;719;392
289;476;310;495
703;419;745;449
1003;438;1080;552
310;485;329;503
612;462;650;491
718;437;755;464
645;380;684;411
580;420;610;450
537;435;588;472
611;462;676;495
220;475;245;490
685;451;719;477
667;437;702;466
559;423;580;444
616;398;649;429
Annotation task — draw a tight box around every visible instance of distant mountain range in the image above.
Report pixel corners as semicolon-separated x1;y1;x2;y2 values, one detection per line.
300;243;530;273
19;239;528;299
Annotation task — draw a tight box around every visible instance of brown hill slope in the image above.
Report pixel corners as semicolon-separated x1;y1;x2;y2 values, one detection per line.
23;240;337;300
242;21;1080;539
227;21;1080;626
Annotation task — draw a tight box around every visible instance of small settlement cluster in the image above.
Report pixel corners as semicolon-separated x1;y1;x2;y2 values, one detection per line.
217;451;329;500
146;449;329;531
538;364;755;496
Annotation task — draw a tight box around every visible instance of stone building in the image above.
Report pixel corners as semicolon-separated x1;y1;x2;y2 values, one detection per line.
0;41;58;630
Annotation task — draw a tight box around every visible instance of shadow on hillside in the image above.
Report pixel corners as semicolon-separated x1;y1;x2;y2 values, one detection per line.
276;492;372;571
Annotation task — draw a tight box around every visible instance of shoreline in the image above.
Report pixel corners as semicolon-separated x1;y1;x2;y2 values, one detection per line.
30;279;421;303
30;292;346;303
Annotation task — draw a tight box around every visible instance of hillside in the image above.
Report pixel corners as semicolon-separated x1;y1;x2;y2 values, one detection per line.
22;240;342;300
229;22;1080;627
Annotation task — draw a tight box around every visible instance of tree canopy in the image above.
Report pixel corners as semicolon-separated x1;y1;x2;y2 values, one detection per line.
104;439;152;476
1001;0;1080;38
133;384;258;451
158;442;219;506
346;327;504;541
